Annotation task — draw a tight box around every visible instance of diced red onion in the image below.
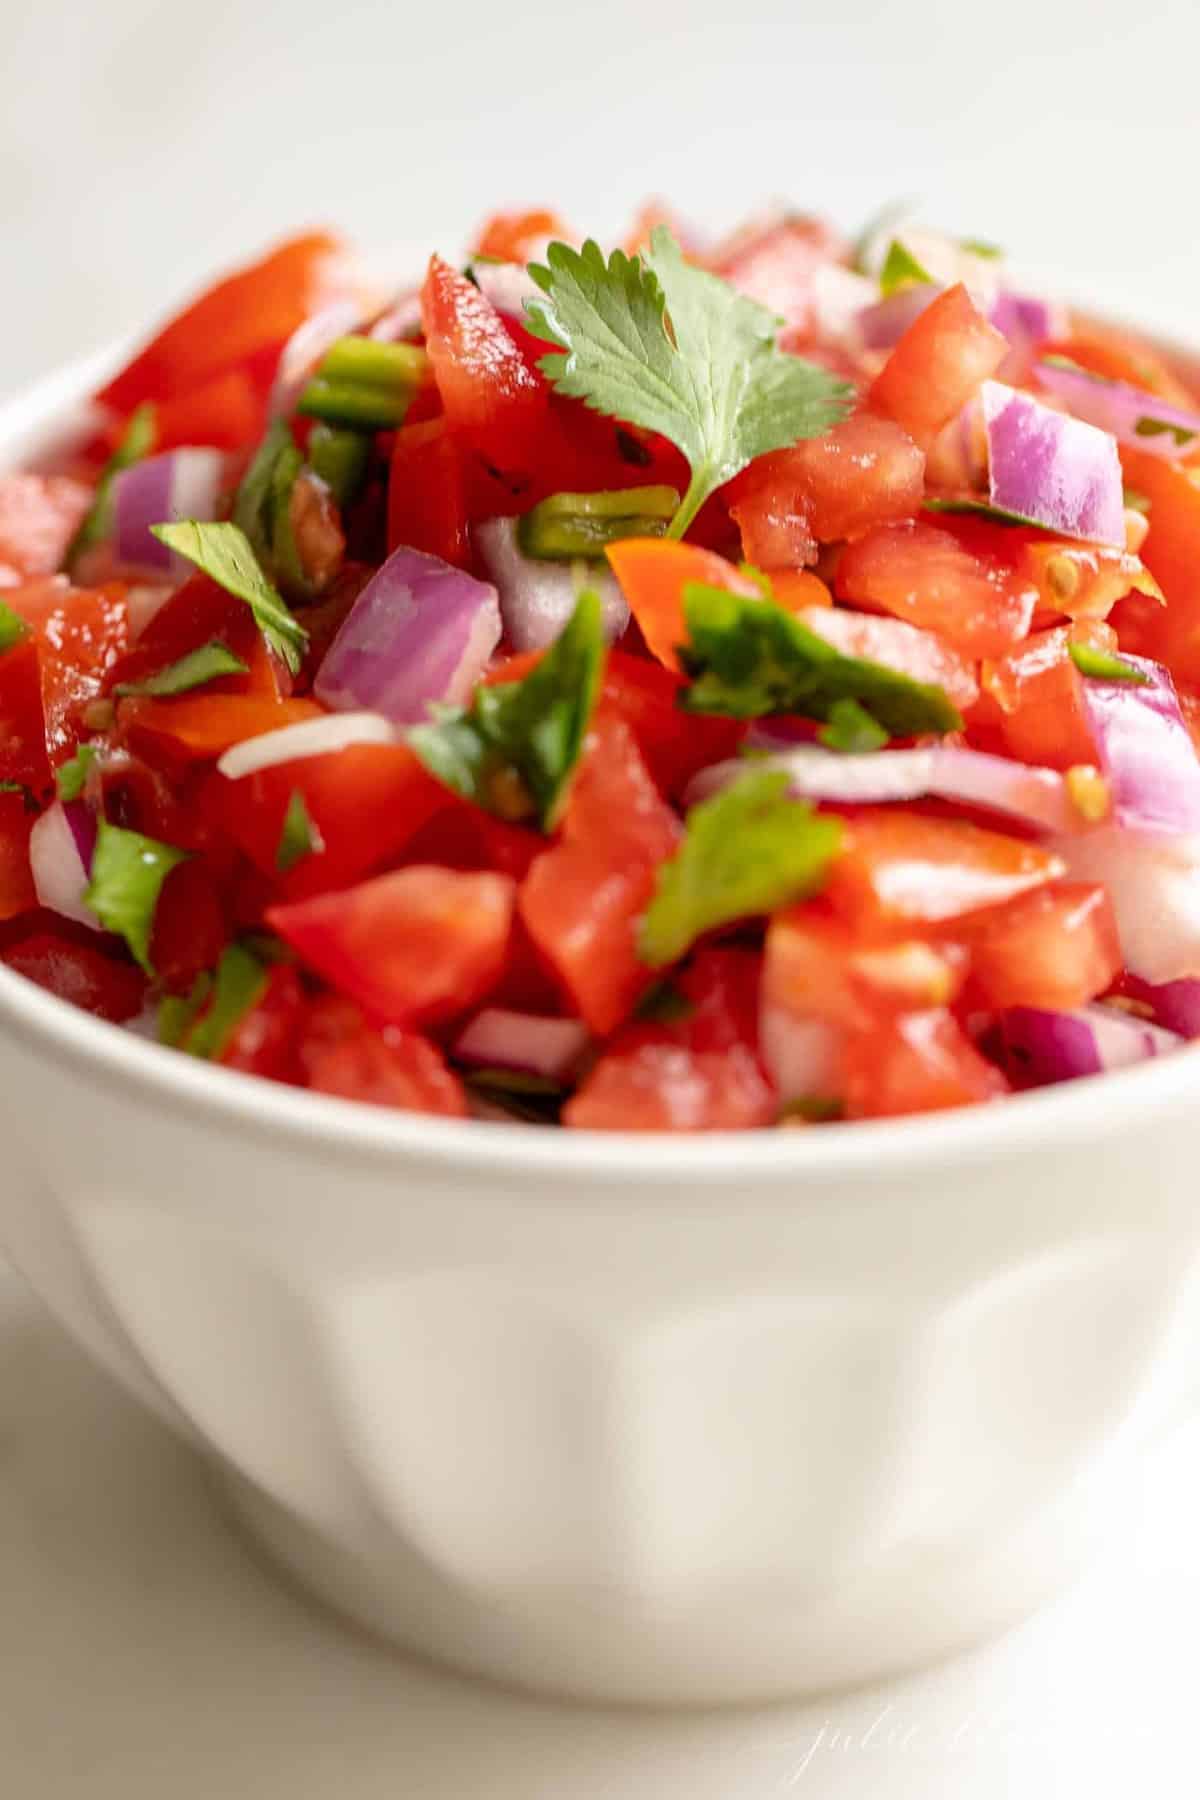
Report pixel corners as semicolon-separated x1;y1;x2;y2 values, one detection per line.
452;1008;589;1080
982;380;1125;547
856;283;942;352
1034;358;1200;461
1055;826;1200;984
29;801;100;929
269;300;363;417
1000;1002;1182;1085
473;517;631;652
1121;975;1200;1039
111;449;226;573
470;261;541;318
216;711;398;781
686;745;1077;834
315;546;501;725
990;292;1066;351
1077;653;1200;836
368;292;423;342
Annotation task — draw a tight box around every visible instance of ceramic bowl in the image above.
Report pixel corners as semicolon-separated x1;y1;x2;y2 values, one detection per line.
3;349;1200;1708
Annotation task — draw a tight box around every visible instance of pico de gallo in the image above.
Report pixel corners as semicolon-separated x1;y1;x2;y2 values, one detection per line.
2;205;1200;1130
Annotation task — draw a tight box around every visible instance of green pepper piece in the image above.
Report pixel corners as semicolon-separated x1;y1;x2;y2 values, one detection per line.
517;485;681;560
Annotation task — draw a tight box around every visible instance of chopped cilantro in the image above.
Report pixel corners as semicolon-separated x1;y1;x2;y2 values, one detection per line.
149;520;308;675
56;743;101;803
818;698;889;754
0;599;28;655
1068;643;1151;684
158;974;212;1048
65;402;157;567
878;239;934;297
83;819;189;975
524;229;852;540
410;587;604;831
639;770;842;968
677;584;962;739
276;791;324;873
115;641;248;699
959;237;1003;260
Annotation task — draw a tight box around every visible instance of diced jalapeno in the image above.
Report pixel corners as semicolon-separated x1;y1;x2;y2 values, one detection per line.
517;485;680;560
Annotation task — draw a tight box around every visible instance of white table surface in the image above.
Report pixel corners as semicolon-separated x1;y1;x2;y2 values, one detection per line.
3;1256;1200;1799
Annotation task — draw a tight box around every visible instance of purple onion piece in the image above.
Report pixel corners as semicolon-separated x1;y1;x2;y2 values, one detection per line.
63;799;97;871
314;546;501;725
1127;976;1200;1039
452;1009;589;1080
856;283;942;352
981;380;1125;546
112;449;226;574
1034;358;1200;461
1000;1002;1182;1086
28;802;101;930
989;292;1065;351
473;518;630;651
1077;654;1200;837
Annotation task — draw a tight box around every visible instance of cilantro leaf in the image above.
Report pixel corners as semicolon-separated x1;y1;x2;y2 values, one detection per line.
1068;642;1151;684
149;520;308;675
959;237;1003;260
158;974;212;1047
115;640;248;699
56;742;101;803
83;819;189;975
525;229;852;539
922;495;1042;529
677;584;962;738
879;239;934;297
639;770;842;968
818;697;890;753
276;790;324;872
410;588;604;830
65;402;157;567
183;943;270;1060
0;599;28;656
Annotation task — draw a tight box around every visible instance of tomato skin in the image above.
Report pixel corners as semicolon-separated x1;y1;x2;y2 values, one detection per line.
136;367;265;454
827;810;1065;934
1110;449;1200;685
202;740;448;896
844;1009;1009;1118
765;905;968;1033
870;284;1008;448
801;604;980;712
268;864;516;1027
300;996;467;1116
421;256;548;472
119;694;321;765
979;621;1113;770
472;210;570;263
836;518;1036;658
149;857;230;995
729;414;925;562
0;791;36;920
519;716;681;1034
96;231;343;413
960;881;1120;1012
387;418;471;567
0;927;146;1022
604;539;760;670
9;579;130;766
0;475;91;585
219;964;308;1082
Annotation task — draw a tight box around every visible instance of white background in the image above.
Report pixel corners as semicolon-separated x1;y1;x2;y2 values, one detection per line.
2;0;1198;394
4;2;1200;1794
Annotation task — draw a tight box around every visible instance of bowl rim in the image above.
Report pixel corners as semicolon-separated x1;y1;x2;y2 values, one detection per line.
3;341;1199;1188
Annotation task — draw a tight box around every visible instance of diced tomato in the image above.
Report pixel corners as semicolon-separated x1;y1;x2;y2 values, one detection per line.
0;927;146;1022
827;810;1064;933
219;963;308;1082
0;475;91;585
115;367;265;454
1016;535;1159;623
300;997;467;1115
800;605;980;712
119;694;320;765
709;214;845;329
765;905;968;1033
604;539;760;670
844;1009;1008;1118
595;649;744;799
472;209;571;263
519;715;681;1034
268;865;516;1026
0;637;52;794
728;413;925;565
772;570;833;611
836;518;1037;658
96;231;344;413
202;740;448;896
870;284;1008;448
100;755;220;853
961;880;1120;1012
979;621;1114;770
387;418;471;567
421;256;548;473
9;579;130;766
0;790;35;920
107;572;284;701
1109;449;1200;685
149;857;230;995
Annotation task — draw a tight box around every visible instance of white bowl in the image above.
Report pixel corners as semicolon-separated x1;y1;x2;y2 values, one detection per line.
4;351;1200;1708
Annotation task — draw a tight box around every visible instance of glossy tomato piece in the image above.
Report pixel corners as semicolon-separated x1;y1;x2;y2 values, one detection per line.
203;739;448;896
604;539;760;670
827;810;1064;934
119;694;320;766
835;518;1037;658
728;413;924;562
134;367;265;454
219;963;308;1082
421;256;548;472
97;231;343;413
387;418;471;567
844;1008;1008;1118
9;579;129;766
519;716;681;1034
1016;535;1158;624
0;637;53;794
1110;448;1200;685
300;997;467;1115
961;880;1120;1012
764;905;968;1032
799;604;980;712
0;475;91;584
268;864;515;1027
149;857;230;995
472;209;571;263
870;284;1008;449
107;572;284;701
595;649;744;800
0;790;35;921
0;926;146;1022
979;621;1114;770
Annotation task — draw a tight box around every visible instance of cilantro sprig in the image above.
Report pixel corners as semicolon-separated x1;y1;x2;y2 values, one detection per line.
410;588;604;831
525;229;852;540
639;770;842;968
114;641;249;699
677;584;962;739
83;819;189;975
149;520;308;675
